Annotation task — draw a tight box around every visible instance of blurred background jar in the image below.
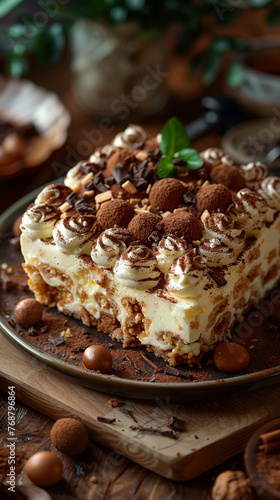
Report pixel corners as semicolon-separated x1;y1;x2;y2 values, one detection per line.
71;20;168;120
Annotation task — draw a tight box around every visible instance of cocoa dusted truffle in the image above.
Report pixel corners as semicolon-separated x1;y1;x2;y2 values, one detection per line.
210;164;245;191
161;212;202;241
97;199;134;230
128;213;161;244
196;184;232;216
144;137;159;151
104;149;136;176
149;178;184;212
50;418;89;456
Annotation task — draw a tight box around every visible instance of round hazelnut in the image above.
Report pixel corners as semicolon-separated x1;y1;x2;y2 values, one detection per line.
97;199;134;230
196;184;232;216
50;418;89;456
210;165;245;192
161;212;202;241
213;342;250;373
14;298;43;327
212;470;255;500
83;345;113;373
128;213;161;244
149;178;184;212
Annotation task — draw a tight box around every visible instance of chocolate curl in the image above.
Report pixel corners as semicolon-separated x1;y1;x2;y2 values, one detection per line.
258;428;280;453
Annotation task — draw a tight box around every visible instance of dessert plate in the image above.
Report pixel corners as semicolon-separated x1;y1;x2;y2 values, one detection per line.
0;77;70;180
1;186;280;400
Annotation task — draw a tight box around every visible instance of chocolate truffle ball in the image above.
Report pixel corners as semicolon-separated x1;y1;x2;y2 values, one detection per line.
196;184;232;216
143;137;159;151
97;199;134;230
149;178;184;212
128;213;161;244
14;298;43;327
161;212;202;241
213;343;250;373
83;345;113;373
210;164;245;192
50;418;89;456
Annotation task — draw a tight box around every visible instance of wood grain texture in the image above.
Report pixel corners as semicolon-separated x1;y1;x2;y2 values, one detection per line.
1;331;280;482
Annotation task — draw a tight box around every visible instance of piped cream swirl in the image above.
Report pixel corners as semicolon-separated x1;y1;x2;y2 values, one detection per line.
156;236;186;273
114;245;160;289
91;228;130;268
167;249;210;297
53;215;101;255
199;238;235;266
64;163;85;190
113;125;147;149
203;213;245;255
241;161;267;189
258;176;280;211
21;203;60;240
200;147;233;168
35;184;72;207
230;188;274;236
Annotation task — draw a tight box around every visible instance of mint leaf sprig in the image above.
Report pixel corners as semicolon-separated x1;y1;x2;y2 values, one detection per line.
157;117;203;178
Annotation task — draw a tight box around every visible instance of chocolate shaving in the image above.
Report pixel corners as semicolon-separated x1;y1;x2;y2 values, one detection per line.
140;352;158;370
118;407;138;423
164;365;191;380
129;426;178;440
79;164;93;175
124;355;142;374
97;416;116;424
167;415;185;432
48;333;65;346
133;178;148;190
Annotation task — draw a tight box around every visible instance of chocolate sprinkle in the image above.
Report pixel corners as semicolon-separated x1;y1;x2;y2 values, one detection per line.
97;416;116;424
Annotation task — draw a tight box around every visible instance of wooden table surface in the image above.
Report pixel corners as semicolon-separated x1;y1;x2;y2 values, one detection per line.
0;53;252;500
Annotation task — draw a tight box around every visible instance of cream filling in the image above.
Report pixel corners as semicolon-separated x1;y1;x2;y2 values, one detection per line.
20;215;280;358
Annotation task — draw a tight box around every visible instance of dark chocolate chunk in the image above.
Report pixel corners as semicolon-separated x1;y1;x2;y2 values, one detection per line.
167;415;185;432
104;176;115;187
183;191;196;205
149;207;161;215
48;333;65;346
75;199;96;215
133;178;148;190
148;230;162;243
66;192;79;206
113;164;131;185
84;180;95;191
80;164;93;175
209;268;227;287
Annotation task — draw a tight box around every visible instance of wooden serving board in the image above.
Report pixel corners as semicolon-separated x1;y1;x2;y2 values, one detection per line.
1;332;280;482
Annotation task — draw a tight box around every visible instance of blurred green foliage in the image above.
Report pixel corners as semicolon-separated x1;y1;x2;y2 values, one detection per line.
1;0;279;82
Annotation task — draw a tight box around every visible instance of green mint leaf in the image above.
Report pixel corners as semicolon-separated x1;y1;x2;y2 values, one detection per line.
0;0;24;18
157;157;175;178
160;117;190;157
176;149;203;170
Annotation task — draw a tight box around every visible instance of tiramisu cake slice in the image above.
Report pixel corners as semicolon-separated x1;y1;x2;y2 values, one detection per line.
20;119;280;366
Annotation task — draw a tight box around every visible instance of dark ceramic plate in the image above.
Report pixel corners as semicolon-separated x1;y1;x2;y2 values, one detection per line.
1;184;280;400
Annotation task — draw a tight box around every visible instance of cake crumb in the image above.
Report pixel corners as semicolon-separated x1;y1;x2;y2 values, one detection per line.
108;398;122;408
90;475;98;483
176;452;181;457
